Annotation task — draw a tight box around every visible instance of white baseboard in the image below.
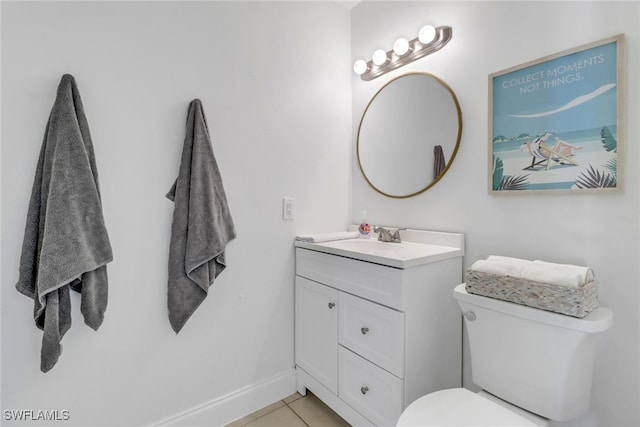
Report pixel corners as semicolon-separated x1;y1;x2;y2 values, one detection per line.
153;369;297;427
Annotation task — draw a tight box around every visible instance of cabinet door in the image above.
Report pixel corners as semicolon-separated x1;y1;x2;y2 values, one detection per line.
295;276;338;394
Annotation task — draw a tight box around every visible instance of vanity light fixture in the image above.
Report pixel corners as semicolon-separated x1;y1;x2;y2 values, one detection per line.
353;59;368;75
418;25;437;45
393;37;410;56
371;49;389;66
353;25;452;81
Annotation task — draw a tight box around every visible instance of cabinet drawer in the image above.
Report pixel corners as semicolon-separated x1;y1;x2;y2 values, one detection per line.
339;292;404;377
338;346;403;427
296;248;404;309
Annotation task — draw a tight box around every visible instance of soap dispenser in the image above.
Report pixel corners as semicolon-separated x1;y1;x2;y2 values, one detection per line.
358;211;371;239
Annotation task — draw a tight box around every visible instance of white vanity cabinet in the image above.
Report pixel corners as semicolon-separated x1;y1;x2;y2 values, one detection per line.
294;230;464;427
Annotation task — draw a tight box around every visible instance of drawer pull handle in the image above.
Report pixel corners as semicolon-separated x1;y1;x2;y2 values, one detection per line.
328;302;335;309
361;327;369;335
360;386;369;395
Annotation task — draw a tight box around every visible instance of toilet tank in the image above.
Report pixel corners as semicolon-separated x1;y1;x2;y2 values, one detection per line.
453;284;613;421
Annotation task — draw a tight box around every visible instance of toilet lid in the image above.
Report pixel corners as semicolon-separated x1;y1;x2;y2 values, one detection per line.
396;388;538;427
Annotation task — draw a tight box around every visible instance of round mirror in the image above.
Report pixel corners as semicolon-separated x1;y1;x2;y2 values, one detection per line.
357;72;462;198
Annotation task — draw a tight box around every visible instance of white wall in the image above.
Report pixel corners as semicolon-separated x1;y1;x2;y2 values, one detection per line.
351;1;639;426
1;2;351;425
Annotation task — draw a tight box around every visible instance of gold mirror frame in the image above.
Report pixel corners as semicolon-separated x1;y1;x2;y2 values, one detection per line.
357;72;463;198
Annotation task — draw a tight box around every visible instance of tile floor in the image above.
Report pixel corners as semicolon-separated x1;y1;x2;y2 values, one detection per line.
226;392;351;427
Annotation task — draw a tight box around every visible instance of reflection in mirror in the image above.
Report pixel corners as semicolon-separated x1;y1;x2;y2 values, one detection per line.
357;72;462;198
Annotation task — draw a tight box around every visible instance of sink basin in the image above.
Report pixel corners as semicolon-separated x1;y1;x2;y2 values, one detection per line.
319;239;420;257
296;235;463;268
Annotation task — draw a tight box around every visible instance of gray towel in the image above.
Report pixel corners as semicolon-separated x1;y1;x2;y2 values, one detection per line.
434;144;446;179
166;99;236;333
16;74;113;372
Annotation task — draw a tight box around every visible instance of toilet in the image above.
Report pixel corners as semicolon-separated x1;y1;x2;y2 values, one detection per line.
397;284;613;426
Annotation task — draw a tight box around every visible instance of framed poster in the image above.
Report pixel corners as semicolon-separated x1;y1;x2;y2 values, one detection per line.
489;34;624;193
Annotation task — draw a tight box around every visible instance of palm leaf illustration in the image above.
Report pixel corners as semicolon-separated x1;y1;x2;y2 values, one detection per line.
575;164;617;189
492;155;504;190
493;154;529;190
601;126;617;152
497;174;530;191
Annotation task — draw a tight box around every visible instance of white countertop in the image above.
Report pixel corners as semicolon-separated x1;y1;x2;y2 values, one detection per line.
295;228;464;269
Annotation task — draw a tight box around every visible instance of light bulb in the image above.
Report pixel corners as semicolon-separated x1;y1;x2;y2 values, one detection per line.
418;25;436;45
393;37;410;56
371;49;388;66
353;59;368;75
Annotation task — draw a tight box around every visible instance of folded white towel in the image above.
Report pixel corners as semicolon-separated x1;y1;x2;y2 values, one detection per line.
470;256;594;288
470;259;527;278
486;255;532;268
296;231;360;243
531;260;595;287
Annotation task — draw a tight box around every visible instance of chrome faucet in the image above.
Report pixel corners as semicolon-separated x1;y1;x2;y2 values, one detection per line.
374;227;406;243
374;226;393;242
392;227;406;243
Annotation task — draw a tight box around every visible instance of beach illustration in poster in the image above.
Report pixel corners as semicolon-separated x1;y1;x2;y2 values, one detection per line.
490;37;620;192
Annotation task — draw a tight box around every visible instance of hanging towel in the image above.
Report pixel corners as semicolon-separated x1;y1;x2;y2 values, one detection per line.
166;99;236;333
16;74;112;372
433;145;446;179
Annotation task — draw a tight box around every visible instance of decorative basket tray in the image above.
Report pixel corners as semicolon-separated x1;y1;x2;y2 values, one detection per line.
465;269;598;318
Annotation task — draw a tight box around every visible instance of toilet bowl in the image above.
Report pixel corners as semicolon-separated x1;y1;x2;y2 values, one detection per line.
397;388;547;427
396;284;613;426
